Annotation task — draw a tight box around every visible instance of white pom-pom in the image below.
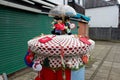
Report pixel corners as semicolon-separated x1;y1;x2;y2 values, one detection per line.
66;61;72;68
32;63;42;71
70;23;75;29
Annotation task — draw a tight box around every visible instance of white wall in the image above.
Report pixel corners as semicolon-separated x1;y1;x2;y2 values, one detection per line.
47;0;64;5
85;5;119;28
48;0;84;6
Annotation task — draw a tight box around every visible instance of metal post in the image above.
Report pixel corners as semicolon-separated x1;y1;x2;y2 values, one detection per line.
3;73;8;80
109;27;112;40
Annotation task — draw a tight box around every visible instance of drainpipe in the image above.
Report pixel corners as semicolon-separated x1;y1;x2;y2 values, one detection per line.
83;0;86;8
63;0;65;5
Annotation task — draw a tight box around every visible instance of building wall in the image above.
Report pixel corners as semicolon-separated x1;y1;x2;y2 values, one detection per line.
85;5;119;28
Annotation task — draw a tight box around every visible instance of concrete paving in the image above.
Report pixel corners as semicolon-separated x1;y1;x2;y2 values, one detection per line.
8;41;120;80
85;41;120;80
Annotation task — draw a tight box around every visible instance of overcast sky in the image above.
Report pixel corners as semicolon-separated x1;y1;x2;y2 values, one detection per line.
118;0;120;3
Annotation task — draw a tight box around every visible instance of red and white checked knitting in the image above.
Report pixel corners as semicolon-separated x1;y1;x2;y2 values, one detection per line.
28;35;95;69
34;55;84;69
28;35;94;56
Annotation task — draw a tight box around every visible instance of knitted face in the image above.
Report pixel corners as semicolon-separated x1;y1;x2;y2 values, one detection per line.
57;19;63;23
32;60;42;71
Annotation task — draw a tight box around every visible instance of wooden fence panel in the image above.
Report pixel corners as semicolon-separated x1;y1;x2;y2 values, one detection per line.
111;28;120;40
89;27;120;41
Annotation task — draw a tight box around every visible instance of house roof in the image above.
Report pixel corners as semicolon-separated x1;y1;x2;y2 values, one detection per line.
85;0;119;9
1;0;57;13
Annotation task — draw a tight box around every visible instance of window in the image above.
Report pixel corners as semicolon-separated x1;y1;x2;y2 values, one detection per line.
76;0;84;6
68;0;73;2
68;0;85;7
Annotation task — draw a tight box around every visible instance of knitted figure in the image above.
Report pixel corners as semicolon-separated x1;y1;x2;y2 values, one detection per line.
64;16;76;35
51;16;66;35
65;16;72;35
24;13;95;80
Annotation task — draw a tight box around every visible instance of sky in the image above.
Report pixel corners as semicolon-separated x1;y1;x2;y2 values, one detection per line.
118;0;120;3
